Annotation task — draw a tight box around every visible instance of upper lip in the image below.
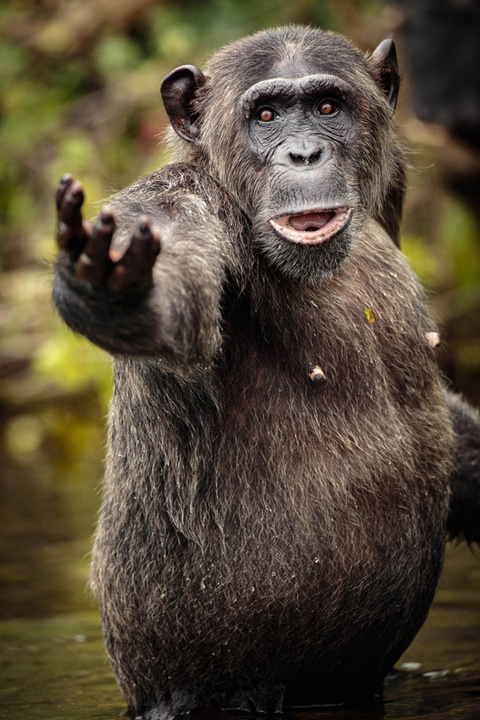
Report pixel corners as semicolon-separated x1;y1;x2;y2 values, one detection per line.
269;207;352;245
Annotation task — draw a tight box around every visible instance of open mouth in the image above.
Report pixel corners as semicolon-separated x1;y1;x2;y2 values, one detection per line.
269;208;352;245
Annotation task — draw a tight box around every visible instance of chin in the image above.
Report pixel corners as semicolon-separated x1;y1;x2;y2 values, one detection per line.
256;224;353;285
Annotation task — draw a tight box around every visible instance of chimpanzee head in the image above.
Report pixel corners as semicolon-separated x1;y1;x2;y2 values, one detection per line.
161;26;403;283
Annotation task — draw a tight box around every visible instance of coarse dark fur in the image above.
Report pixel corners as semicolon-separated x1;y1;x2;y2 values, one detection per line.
446;393;480;544
52;25;478;720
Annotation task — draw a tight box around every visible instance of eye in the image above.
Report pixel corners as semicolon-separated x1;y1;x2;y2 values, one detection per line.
257;107;276;122
317;100;339;116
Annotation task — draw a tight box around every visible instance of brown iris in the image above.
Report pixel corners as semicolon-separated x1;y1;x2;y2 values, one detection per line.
258;108;275;122
318;100;338;115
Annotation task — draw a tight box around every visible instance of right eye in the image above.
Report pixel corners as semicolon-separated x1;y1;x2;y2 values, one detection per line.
257;107;276;122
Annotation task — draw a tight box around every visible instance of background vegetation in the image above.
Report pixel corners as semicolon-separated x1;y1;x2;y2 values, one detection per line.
0;0;479;619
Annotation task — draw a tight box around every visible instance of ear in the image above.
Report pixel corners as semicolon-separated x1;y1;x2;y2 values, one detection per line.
160;65;207;143
369;39;400;116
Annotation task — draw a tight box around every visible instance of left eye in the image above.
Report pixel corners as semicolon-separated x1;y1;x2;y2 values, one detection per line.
317;100;339;116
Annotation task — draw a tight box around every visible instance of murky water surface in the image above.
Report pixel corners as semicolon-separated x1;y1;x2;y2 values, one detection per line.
1;444;479;720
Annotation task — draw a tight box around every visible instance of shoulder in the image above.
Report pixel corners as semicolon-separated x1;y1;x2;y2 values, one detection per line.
353;218;418;287
113;163;243;227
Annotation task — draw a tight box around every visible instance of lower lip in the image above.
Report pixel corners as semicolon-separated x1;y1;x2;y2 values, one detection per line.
269;208;352;246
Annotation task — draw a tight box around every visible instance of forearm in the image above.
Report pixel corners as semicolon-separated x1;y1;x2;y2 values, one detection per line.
53;176;227;363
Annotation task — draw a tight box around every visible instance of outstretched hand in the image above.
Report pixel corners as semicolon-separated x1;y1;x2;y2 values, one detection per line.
56;174;160;291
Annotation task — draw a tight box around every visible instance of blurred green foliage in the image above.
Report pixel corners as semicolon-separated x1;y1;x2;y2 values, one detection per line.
0;1;479;617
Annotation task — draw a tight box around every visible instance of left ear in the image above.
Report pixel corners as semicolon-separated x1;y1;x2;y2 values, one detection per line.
160;65;207;143
368;39;400;116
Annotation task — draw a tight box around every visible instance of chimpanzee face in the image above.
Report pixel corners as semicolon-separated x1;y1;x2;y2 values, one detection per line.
161;31;399;283
239;70;362;279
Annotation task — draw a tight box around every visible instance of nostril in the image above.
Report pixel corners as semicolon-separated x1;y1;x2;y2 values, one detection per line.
289;150;322;166
289;153;304;165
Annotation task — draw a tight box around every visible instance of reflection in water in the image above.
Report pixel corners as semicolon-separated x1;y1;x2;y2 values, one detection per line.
0;391;105;619
0;614;125;720
0;424;479;719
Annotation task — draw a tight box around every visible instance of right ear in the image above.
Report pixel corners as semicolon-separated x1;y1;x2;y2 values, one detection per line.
160;65;207;143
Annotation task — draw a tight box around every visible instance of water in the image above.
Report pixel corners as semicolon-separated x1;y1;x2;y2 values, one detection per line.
0;613;125;720
0;440;479;719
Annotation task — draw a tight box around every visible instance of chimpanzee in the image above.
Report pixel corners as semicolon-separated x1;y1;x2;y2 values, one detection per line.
53;25;480;720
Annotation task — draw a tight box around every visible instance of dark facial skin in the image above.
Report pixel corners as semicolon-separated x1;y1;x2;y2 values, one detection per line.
242;74;355;184
240;72;362;279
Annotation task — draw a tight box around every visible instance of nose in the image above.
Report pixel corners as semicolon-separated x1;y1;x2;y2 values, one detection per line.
283;137;329;167
289;148;322;166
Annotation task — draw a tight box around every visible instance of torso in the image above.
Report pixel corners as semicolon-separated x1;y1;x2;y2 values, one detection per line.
98;214;453;705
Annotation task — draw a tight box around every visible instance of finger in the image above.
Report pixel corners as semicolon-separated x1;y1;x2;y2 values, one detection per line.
55;174;74;213
108;218;161;291
56;179;88;254
75;208;116;284
61;180;85;226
